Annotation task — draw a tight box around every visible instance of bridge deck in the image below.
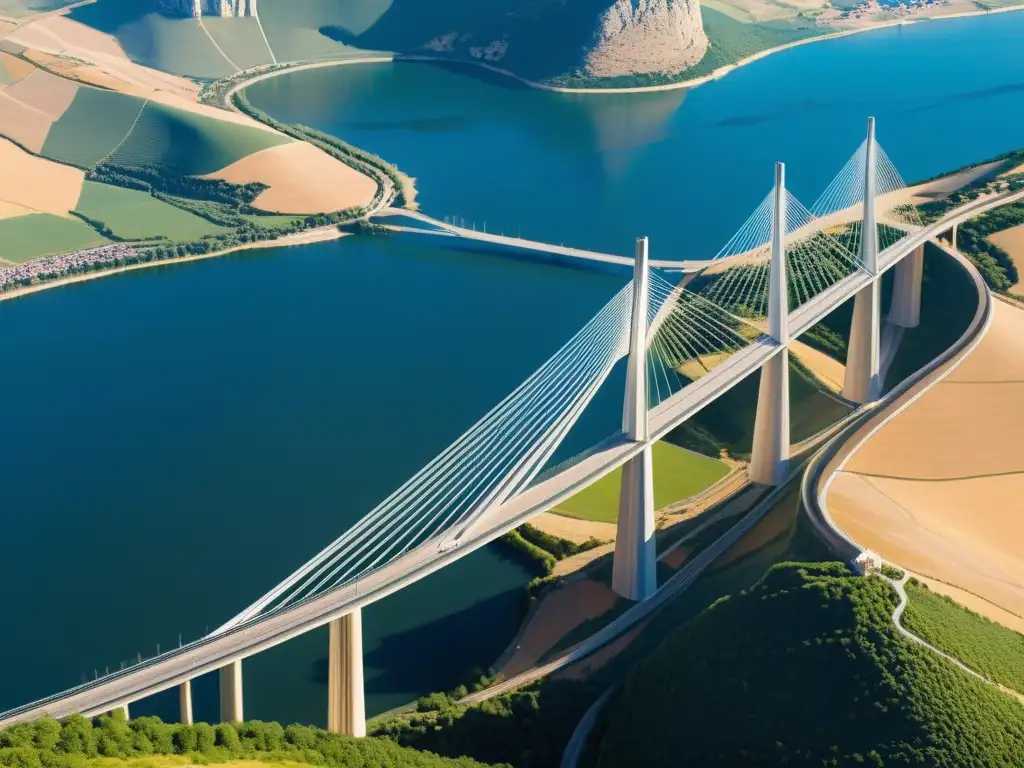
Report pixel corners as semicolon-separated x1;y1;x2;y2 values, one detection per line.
2;189;1022;728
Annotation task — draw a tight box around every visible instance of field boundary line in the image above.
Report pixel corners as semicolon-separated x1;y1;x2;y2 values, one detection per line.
253;13;277;65
92;97;149;170
196;17;241;73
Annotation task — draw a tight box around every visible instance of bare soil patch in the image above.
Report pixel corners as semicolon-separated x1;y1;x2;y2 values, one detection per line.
791;338;845;393
0;90;52;151
529;512;616;545
205;142;377;214
496;580;618;679
0;135;82;213
3;65;76;118
0;50;33;80
827;300;1024;620
987;223;1024;289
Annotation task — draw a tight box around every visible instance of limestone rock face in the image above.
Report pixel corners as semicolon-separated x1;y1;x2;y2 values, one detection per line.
586;0;708;78
159;0;258;18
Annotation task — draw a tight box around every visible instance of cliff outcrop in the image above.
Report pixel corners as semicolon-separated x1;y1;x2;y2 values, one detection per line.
585;0;707;78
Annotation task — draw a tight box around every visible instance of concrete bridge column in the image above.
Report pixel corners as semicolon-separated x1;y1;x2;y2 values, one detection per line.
750;162;791;486
889;244;924;328
179;680;194;725
612;237;656;602
219;660;244;722
328;610;366;737
951;222;958;250
843;117;882;404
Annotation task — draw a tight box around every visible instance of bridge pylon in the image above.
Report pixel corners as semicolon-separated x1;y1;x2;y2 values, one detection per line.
889;243;924;328
179;680;194;725
750;162;791;487
328;609;366;737
612;237;657;602
843;116;883;403
219;659;244;722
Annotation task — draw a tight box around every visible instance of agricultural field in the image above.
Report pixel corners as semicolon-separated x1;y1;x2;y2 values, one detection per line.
553;441;730;524
68;0;235;79
0;0;77;17
257;0;372;62
108;100;289;176
73;181;230;241
0;213;108;262
202;17;276;71
40;86;144;167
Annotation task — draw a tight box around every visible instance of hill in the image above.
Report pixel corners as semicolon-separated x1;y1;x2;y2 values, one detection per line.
595;562;1024;766
51;0;822;87
0;714;501;768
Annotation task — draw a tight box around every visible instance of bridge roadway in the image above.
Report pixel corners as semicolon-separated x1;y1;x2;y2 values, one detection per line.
2;189;1021;728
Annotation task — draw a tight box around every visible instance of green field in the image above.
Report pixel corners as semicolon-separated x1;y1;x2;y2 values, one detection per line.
108;101;289;175
40;87;144;169
74;181;230;241
0;214;109;262
553;441;730;524
0;57;13;86
903;580;1024;694
258;0;381;62
0;0;76;17
203;17;277;71
69;0;235;79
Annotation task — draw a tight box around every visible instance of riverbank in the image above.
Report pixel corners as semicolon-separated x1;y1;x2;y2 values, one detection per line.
213;4;1024;101
0;226;348;304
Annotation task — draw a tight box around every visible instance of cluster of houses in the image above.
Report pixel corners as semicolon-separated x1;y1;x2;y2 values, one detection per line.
0;244;139;292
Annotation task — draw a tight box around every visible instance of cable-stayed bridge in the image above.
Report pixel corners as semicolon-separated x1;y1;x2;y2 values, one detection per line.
3;118;1022;735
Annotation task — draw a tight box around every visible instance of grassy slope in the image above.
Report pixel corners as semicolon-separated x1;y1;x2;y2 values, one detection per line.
40;88;144;169
596;562;1024;767
553;441;730;523
202;17;276;71
68;0;234;79
0;214;109;262
903;580;1024;695
108;101;289;176
74;181;229;240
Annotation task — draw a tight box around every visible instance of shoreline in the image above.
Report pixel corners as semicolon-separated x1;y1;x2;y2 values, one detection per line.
0;227;348;304
221;3;1024;100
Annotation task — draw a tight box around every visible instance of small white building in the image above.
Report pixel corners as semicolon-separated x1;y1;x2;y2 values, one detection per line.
853;550;882;575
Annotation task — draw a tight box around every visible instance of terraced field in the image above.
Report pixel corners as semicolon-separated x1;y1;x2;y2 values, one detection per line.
73;181;229;240
108;100;289;175
0;213;109;262
40;86;144;168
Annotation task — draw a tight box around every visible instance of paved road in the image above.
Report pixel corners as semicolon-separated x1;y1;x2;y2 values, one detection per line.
3;191;1021;728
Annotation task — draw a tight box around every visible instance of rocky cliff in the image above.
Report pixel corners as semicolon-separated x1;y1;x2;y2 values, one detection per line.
585;0;707;78
158;0;257;18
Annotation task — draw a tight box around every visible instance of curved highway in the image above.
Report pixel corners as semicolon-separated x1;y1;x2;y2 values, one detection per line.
1;190;1021;728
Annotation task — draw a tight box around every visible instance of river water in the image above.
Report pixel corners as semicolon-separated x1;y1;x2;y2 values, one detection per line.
2;11;1022;724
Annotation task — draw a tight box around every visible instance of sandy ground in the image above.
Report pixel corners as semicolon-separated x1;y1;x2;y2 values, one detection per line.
661;545;692;570
495;580;618;679
529;512;616;545
0;50;34;81
0;199;33;219
4;66;76;118
987;223;1024;289
902;161;1007;204
204;142;377;214
0;135;82;214
790;338;845;393
826;299;1024;621
0;90;52;151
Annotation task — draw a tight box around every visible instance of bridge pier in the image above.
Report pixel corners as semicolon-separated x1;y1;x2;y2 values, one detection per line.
750;162;791;487
951;222;958;250
611;237;656;602
843;117;882;404
219;660;244;722
179;680;194;725
328;610;365;737
889;244;924;328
